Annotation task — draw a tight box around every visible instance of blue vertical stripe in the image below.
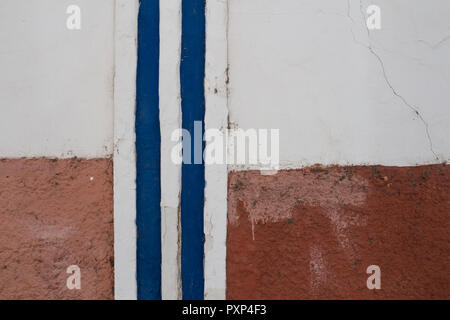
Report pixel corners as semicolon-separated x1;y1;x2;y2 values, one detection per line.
136;0;161;300
180;0;206;299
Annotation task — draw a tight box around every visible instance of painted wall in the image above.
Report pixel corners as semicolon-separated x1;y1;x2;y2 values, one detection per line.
227;165;450;299
0;0;117;299
225;0;450;299
0;158;113;299
228;0;450;169
1;0;448;300
0;0;115;158
114;0;138;300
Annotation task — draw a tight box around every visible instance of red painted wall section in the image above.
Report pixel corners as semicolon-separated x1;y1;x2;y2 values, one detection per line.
227;165;450;299
0;158;114;299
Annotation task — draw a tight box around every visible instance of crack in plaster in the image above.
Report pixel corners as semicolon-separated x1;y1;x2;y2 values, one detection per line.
344;0;440;161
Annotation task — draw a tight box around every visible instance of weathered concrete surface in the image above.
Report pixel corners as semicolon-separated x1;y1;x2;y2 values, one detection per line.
227;165;450;299
0;158;113;299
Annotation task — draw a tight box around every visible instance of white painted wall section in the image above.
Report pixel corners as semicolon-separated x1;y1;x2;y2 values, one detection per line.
228;0;450;169
114;0;138;300
0;0;115;158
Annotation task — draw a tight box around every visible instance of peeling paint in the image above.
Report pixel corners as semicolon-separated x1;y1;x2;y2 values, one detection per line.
227;164;450;299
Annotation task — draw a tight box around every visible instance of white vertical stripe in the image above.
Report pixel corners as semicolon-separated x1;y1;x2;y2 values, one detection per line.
113;0;139;300
160;0;182;300
204;0;229;300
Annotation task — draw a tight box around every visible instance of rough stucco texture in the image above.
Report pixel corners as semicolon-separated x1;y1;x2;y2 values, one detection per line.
227;165;450;299
0;158;114;299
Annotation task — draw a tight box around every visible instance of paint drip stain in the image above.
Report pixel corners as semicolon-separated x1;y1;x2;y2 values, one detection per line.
228;166;368;255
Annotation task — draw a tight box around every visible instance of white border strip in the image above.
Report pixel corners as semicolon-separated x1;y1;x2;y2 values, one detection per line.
113;0;138;300
160;0;182;300
204;0;229;300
